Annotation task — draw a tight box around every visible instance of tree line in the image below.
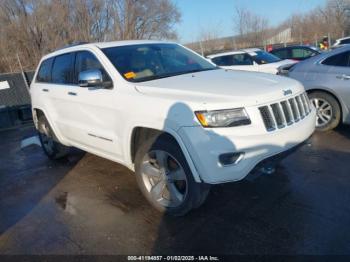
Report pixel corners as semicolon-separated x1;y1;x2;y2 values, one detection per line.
0;0;180;73
1;0;350;73
195;0;350;55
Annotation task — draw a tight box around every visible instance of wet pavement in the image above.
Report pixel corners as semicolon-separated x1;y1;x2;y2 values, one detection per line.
0;125;350;255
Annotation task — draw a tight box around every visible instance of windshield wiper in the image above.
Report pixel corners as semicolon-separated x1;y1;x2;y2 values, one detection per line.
133;67;219;82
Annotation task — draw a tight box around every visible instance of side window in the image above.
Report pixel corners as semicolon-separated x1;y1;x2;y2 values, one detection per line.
232;54;253;65
36;58;53;83
211;55;234;66
75;51;112;84
322;51;350;67
212;54;253;66
292;48;313;59
51;53;74;84
272;49;289;59
291;48;304;58
340;39;350;44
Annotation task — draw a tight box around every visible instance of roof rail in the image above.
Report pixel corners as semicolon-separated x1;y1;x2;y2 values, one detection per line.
55;41;89;51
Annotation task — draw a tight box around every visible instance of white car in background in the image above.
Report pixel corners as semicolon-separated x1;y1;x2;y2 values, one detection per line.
333;36;350;47
208;48;297;74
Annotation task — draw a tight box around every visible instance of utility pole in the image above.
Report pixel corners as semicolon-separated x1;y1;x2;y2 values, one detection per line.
232;37;236;50
199;41;204;57
16;53;30;93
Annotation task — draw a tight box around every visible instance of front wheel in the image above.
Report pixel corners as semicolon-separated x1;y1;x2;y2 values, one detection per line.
134;134;210;216
309;91;341;131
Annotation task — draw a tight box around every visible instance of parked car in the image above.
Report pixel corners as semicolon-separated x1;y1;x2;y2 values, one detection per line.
333;36;350;47
30;41;315;215
207;48;297;74
269;45;320;61
288;45;350;131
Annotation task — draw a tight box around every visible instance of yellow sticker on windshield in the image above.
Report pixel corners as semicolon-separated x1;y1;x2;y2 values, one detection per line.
124;72;136;79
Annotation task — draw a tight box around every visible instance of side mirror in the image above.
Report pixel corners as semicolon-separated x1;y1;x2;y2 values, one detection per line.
78;69;103;88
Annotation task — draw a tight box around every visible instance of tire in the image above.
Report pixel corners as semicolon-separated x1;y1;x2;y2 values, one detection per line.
309;91;341;131
37;114;69;159
134;134;210;216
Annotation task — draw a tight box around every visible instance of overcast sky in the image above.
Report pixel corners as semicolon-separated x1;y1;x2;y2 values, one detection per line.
174;0;327;43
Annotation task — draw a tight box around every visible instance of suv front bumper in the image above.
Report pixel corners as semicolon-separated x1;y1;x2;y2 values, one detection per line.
178;109;316;184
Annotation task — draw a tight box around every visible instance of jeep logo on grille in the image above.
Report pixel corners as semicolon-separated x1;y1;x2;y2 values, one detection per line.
283;89;292;96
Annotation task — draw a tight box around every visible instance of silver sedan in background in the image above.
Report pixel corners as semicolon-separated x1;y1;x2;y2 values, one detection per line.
288;45;350;131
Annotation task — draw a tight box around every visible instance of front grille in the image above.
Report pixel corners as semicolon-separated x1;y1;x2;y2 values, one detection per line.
259;106;275;131
270;103;285;128
289;98;299;122
296;96;305;118
259;93;312;132
280;101;293;125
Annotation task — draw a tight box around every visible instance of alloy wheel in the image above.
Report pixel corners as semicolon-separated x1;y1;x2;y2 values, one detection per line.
141;150;188;208
311;98;333;127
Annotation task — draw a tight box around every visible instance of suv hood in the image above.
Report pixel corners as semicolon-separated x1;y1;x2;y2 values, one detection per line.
134;69;304;109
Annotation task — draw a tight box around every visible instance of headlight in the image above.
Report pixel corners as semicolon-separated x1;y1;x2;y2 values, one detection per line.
195;108;251;128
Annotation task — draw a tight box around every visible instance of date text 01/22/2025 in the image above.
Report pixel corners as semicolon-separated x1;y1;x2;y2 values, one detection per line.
127;256;220;261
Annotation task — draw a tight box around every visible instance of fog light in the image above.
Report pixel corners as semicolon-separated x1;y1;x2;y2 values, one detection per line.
219;152;244;166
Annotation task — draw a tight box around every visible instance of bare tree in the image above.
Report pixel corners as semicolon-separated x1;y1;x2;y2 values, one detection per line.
286;0;350;45
318;0;350;38
0;0;181;73
233;6;269;48
195;23;224;55
109;0;180;40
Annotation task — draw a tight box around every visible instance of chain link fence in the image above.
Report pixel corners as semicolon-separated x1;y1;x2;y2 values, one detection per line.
0;71;34;129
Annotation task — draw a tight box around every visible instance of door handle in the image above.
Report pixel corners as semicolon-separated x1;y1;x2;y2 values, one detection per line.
68;92;77;96
42;88;49;92
336;74;350;80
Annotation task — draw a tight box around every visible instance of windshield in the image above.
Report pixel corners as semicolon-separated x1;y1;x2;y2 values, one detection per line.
250;50;281;64
102;43;217;82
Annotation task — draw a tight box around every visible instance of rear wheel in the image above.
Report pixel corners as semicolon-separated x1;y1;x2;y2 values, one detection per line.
37;115;69;159
309;91;341;131
135;134;210;216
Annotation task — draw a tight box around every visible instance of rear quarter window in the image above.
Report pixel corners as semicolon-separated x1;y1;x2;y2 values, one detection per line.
36;58;54;83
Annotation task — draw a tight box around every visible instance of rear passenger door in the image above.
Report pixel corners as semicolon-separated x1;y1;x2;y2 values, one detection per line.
33;57;54;114
45;52;76;138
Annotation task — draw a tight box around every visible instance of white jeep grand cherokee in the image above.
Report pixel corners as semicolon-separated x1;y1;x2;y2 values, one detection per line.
30;41;316;216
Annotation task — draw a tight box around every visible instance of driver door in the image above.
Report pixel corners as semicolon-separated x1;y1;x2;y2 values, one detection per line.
56;51;121;158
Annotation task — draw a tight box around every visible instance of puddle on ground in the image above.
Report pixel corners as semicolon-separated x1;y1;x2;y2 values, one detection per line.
55;192;77;215
20;135;41;149
55;192;68;209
